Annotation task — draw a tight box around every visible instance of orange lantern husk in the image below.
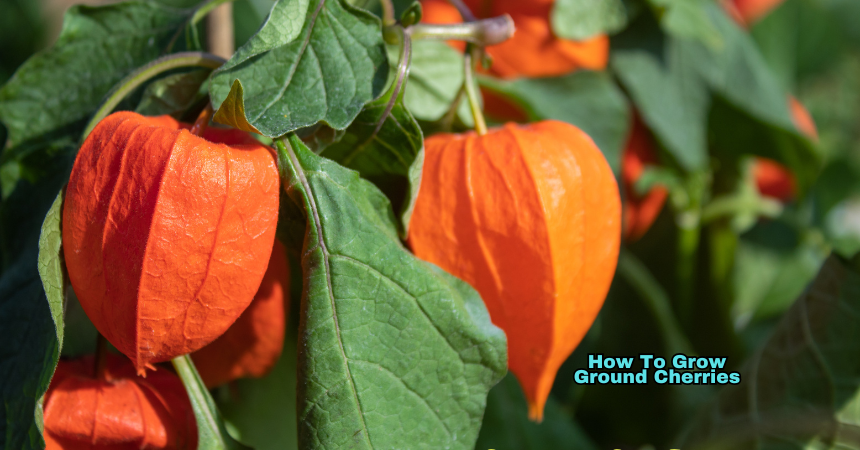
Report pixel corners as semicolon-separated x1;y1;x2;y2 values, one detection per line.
62;111;280;375
420;0;609;79
44;354;197;450
408;121;621;421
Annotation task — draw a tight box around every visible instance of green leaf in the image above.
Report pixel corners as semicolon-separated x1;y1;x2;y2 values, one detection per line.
612;43;710;172
135;68;211;117
37;191;65;352
551;0;628;41
210;0;389;137
319;87;424;237
648;0;722;49
476;374;601;450
0;150;72;450
479;71;630;173
0;1;193;149
683;255;860;448
172;355;252;450
732;221;827;330
401;40;472;126
277;135;507;449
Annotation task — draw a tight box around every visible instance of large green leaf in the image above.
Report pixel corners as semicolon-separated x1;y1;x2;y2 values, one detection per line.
0;151;72;450
210;0;388;137
277;135;507;449
612;38;710;172
551;0;628;41
0;1;194;150
319;86;424;237
682;255;860;449
400;41;471;126
479;71;630;173
476;374;600;450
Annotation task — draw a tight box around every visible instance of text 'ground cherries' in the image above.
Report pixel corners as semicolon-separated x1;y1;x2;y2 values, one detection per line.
409;121;621;421
44;354;197;450
62;112;280;374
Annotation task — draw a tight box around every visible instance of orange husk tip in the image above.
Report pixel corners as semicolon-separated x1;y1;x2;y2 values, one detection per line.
44;353;197;450
621;118;668;242
752;157;796;201
192;240;290;388
725;0;786;26
419;0;609;79
62;111;280;375
408;120;621;421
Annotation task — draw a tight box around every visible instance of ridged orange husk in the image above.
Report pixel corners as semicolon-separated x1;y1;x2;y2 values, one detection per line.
62;111;280;374
408;121;621;421
192;240;290;388
420;0;609;78
44;354;197;450
622;118;668;242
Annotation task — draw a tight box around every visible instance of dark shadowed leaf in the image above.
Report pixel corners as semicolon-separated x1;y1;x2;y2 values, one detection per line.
612;42;710;172
320;87;424;237
682;255;860;449
277;135;507;449
210;0;388;137
135;69;211;117
0;1;193;148
476;374;600;450
0;150;72;450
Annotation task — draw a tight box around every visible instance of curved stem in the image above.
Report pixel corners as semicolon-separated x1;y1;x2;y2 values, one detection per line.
463;46;487;135
377;27;412;129
380;0;395;25
82;52;225;139
408;15;514;46
191;0;237;27
446;0;477;21
190;104;215;136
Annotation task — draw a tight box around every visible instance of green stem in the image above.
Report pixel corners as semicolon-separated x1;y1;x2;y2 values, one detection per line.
618;250;696;357
408;15;514;46
172;355;246;450
191;0;237;26
82;52;225;139
700;195;782;224
463;46;487;135
380;0;395;25
676;211;701;326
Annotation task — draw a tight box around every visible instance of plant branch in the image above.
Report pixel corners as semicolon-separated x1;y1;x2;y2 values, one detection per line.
190;104;215;136
463;46;487;135
82;52;225;139
408;15;514;46
380;0;395;25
